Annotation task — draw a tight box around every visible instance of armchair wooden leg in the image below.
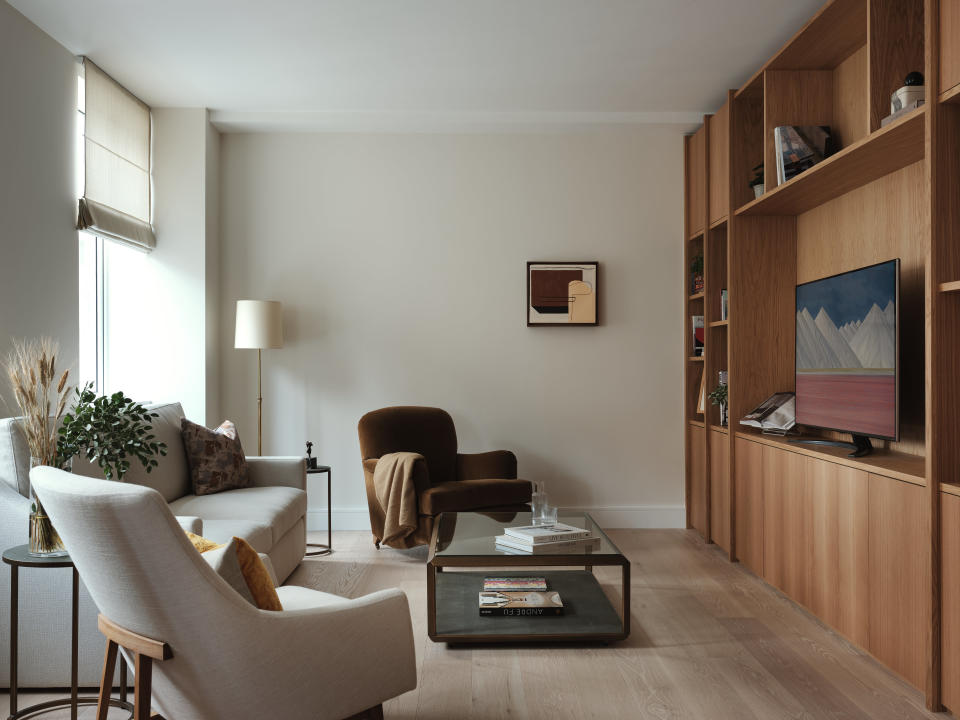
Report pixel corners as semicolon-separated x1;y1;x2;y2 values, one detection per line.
135;654;154;720
96;639;119;720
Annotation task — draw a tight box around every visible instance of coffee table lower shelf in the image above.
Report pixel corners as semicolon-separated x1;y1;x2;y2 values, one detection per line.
429;570;628;644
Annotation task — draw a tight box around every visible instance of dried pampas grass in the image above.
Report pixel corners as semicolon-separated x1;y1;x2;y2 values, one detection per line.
5;338;72;467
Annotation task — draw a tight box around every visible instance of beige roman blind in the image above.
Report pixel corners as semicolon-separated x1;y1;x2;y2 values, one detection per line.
77;58;156;250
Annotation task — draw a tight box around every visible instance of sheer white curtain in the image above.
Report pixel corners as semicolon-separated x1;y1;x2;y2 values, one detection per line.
77;58;156;250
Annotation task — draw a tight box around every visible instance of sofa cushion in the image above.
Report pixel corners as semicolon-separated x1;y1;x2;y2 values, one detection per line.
201;518;273;554
275;585;345;610
168;486;307;548
419;478;532;516
180;419;249;496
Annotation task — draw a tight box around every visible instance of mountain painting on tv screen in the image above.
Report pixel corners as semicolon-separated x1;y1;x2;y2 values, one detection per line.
795;260;898;440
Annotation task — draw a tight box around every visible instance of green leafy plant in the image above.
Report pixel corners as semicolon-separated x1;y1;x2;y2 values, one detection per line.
749;163;764;188
708;383;728;407
56;382;167;481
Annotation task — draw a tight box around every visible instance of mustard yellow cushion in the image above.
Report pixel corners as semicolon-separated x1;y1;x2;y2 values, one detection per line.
186;531;282;611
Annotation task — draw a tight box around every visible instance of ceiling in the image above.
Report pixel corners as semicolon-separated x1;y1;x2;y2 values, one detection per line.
8;0;826;132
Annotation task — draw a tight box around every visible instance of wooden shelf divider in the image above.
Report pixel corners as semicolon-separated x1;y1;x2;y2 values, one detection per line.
708;319;729;327
688;292;705;301
939;280;960;294
735;107;924;217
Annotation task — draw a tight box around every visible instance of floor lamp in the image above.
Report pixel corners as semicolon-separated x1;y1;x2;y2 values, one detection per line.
234;299;284;455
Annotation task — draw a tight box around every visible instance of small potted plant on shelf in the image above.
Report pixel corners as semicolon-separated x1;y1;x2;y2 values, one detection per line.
709;382;729;427
690;253;704;294
57;382;168;481
749;163;764;198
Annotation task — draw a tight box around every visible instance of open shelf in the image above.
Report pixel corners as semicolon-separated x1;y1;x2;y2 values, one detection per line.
688;230;704;242
710;424;730;434
708;319;729;328
689;419;705;428
940;280;960;294
735;430;926;486
942;481;960;498
736;107;924;216
942;84;960;105
688;356;704;362
709;216;728;230
688;292;704;301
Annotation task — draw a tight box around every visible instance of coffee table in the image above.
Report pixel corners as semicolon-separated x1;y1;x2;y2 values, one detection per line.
426;511;630;643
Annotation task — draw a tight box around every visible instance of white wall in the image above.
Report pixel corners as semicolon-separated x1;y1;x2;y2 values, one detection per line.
219;127;685;529
0;2;79;415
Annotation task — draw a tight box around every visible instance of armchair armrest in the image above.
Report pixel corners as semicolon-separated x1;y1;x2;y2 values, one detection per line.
363;456;430;497
175;516;203;535
263;588;417;718
457;450;517;480
0;480;30;549
246;456;306;490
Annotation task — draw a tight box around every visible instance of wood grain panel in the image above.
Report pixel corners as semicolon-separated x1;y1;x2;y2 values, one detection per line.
765;0;868;72
943;0;960;95
735;437;764;574
942;493;960;713
807;457;870;648
728;217;797;424
762;445;809;605
710;429;731;552
689;424;707;538
868;472;928;689
833;44;870;148
796;161;926;456
687;126;707;235
764;70;834;190
732;92;764;211
709;101;730;224
869;0;926;131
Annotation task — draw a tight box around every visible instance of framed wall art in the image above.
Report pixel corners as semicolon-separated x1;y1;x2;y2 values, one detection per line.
527;261;599;326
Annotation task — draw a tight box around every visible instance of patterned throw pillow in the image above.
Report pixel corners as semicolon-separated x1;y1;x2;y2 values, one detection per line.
180;419;250;496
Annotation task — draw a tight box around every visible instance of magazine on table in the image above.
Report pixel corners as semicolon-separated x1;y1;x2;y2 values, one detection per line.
740;392;796;432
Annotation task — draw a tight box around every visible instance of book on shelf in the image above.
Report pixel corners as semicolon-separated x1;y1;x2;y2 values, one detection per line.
478;591;564;617
774;125;834;185
483;577;548;592
692;315;704;356
495;535;601;554
503;523;591;544
696;367;706;415
740;391;796;433
720;289;728;321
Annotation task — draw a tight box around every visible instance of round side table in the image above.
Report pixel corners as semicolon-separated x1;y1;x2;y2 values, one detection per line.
3;545;133;720
305;465;333;557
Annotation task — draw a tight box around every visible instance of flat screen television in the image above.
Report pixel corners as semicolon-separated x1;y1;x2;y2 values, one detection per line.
793;259;899;457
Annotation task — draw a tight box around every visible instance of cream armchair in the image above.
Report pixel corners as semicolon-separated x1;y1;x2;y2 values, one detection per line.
31;467;417;720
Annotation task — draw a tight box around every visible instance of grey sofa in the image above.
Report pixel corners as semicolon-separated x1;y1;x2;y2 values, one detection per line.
0;401;307;688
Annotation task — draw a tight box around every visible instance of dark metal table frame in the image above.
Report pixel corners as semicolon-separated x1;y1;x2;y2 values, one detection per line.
3;545;133;720
305;465;333;557
426;513;631;644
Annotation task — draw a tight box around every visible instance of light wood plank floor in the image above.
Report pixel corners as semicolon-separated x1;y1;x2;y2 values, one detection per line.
1;529;948;719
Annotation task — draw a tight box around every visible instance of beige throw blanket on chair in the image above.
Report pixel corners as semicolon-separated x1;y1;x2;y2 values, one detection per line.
373;452;424;547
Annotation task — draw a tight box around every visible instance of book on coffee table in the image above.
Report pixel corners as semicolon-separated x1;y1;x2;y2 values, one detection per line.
495;535;600;554
478;591;564;616
502;523;591;544
483;577;547;592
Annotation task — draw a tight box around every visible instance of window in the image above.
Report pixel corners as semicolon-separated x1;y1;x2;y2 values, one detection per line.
77;68;149;395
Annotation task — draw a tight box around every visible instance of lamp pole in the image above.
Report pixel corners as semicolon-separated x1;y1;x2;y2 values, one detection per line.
257;348;263;455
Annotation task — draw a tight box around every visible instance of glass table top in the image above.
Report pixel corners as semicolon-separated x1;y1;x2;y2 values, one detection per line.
433;511;623;558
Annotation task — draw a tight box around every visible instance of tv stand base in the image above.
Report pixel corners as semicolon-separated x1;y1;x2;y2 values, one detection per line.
788;434;874;458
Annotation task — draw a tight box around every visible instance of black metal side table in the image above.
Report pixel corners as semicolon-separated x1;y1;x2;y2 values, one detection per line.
3;545;133;720
305;465;333;557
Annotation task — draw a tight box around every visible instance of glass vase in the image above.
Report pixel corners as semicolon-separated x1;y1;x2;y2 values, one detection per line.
28;457;68;558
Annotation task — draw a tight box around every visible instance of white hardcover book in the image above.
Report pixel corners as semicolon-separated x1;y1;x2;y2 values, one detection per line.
495;535;600;554
502;523;591;545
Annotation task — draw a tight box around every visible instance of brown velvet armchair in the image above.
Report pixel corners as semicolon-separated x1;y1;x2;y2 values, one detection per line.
358;406;532;548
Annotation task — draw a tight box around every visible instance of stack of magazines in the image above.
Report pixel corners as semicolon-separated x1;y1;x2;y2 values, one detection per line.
494;523;600;554
478;577;564;616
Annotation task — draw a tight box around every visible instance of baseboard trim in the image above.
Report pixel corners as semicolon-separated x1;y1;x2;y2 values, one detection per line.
307;505;685;532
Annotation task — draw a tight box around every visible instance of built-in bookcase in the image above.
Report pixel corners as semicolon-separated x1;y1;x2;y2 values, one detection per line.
682;0;960;711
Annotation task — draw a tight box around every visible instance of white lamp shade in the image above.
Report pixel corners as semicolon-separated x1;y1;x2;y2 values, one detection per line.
235;300;284;349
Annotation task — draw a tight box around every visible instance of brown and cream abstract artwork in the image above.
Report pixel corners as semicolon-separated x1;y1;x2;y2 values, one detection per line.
527;262;599;326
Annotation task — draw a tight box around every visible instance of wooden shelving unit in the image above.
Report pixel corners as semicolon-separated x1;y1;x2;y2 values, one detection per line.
683;0;960;711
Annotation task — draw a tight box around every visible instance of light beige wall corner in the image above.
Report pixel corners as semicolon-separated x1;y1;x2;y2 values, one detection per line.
0;2;79;415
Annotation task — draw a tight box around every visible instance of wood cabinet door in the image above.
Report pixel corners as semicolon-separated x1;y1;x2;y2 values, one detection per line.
943;493;960;712
689;425;707;537
762;445;809;606
868;473;927;689
708;103;729;225
734;437;763;574
942;0;960;95
807;457;869;648
710;430;730;551
687;126;706;235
